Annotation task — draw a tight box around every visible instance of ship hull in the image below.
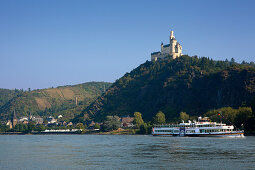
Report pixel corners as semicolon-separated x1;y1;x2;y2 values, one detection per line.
152;132;244;137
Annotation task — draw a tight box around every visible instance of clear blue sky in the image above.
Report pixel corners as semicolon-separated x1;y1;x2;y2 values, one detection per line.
0;0;254;90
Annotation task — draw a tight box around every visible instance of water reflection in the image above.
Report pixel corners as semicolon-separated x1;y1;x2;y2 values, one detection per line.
0;135;254;169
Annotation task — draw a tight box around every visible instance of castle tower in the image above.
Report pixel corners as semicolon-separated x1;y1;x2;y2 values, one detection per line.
170;38;177;54
169;30;181;59
170;30;176;54
170;30;175;40
161;42;164;52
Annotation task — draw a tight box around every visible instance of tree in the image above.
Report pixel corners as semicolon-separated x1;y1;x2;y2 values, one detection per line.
153;111;166;124
94;123;100;129
138;123;153;134
133;112;144;128
76;123;85;130
0;124;10;132
14;124;19;132
231;58;235;63
205;107;237;124
179;112;189;122
35;124;46;132
139;123;147;134
234;107;252;128
27;122;35;132
102;116;121;131
18;124;24;132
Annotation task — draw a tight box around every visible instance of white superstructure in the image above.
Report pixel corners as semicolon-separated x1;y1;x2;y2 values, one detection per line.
152;117;244;137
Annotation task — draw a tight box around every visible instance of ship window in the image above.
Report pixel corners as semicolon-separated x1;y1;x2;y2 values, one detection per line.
200;129;205;133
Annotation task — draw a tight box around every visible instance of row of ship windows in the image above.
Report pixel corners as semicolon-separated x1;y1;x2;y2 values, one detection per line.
155;130;179;133
200;129;233;133
155;125;222;128
154;129;233;133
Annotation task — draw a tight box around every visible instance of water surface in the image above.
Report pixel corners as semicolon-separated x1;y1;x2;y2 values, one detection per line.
0;135;254;169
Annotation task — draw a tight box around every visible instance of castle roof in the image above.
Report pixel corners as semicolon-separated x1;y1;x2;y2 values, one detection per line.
163;44;170;47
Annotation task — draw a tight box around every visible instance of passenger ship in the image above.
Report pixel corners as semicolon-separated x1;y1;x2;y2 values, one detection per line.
152;117;244;137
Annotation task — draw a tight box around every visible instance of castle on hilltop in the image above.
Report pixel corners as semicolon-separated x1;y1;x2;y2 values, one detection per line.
151;30;182;61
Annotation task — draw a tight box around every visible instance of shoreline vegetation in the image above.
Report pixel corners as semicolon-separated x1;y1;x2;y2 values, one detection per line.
1;106;255;136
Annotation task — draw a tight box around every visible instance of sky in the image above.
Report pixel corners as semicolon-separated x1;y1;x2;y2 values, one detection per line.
0;0;255;90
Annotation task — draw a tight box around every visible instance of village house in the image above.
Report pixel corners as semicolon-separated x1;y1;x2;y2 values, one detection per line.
121;116;134;128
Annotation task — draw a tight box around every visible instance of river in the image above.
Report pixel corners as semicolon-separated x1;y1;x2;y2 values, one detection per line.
0;135;254;169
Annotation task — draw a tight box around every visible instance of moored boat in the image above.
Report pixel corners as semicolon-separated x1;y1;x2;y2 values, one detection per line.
152;117;244;137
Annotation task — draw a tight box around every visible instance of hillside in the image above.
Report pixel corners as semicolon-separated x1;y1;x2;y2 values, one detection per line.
0;89;22;108
76;56;255;122
0;82;112;121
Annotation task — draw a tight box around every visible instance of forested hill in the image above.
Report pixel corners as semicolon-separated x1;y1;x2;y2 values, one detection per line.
0;82;112;122
0;89;22;108
76;55;255;122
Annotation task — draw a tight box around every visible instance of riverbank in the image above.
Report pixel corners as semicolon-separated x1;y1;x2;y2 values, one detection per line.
0;128;138;135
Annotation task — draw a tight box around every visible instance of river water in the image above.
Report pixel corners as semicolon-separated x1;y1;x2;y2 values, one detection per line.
0;135;254;170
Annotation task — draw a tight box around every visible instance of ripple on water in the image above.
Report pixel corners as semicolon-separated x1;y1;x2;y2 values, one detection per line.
0;135;255;169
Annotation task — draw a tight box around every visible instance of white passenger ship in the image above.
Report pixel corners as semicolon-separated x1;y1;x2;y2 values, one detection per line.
152;117;244;137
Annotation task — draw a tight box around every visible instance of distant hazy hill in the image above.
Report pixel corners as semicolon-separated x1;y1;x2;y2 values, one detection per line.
76;56;255;122
0;82;112;121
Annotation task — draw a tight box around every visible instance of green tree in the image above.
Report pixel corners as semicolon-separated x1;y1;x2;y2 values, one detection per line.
14;123;26;132
35;124;46;132
139;123;147;134
27;122;35;132
234;107;252;128
179;112;189;122
14;124;19;132
18;124;24;132
205;107;237;124
138;122;153;134
0;124;10;132
94;123;100;129
133;112;144;128
102;116;121;132
76;123;85;130
153;111;166;124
